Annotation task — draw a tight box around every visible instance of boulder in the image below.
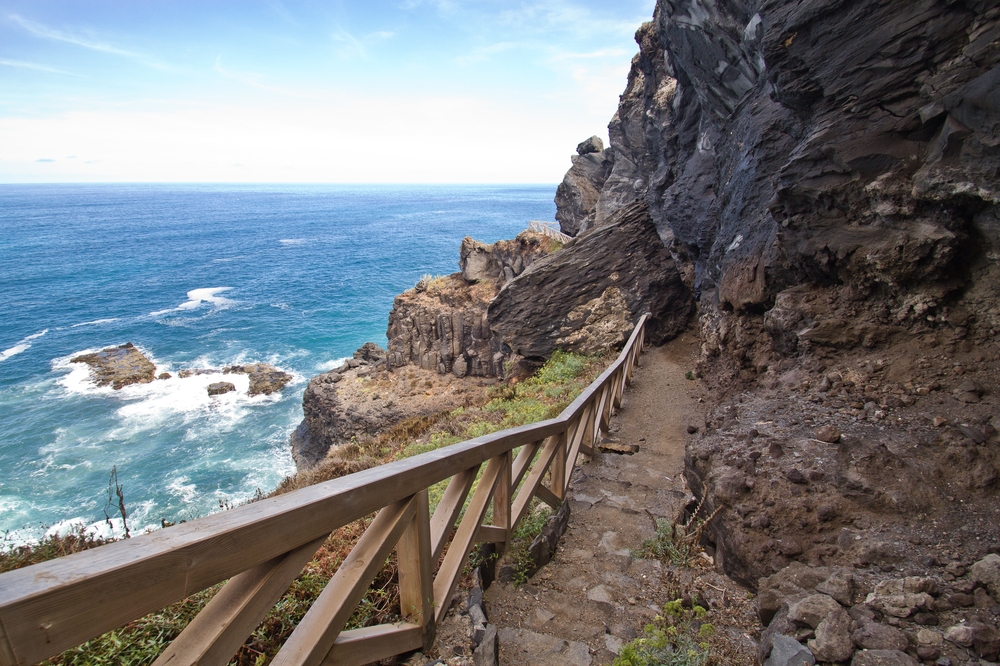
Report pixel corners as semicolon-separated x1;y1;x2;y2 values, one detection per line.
554;145;614;236
865;578;935;618
352;342;386;364
576;136;604;155
758;563;833;625
207;382;236;396
971;553;1000;599
808;606;853;663
224;363;293;396
850;650;918;666
70;342;157;390
764;634;815;666
489;201;694;359
788;594;842;629
852;623;909;652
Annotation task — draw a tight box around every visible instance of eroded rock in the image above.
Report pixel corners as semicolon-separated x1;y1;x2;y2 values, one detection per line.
489;201;693;358
70;342;156;390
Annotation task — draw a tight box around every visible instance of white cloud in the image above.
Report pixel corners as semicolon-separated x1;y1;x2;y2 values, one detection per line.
7;13;168;69
0;58;78;75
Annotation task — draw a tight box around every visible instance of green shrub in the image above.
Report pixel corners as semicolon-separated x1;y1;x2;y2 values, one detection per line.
613;600;712;666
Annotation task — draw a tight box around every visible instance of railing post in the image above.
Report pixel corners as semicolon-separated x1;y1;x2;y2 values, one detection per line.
549;432;567;500
398;490;435;651
492;451;512;554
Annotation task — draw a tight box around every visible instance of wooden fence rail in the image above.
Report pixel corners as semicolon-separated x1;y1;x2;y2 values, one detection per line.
0;315;648;666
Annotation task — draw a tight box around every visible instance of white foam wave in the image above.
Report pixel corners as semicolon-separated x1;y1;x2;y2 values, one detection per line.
167;477;198;504
0;344;30;362
71;318;118;328
0;329;48;362
150;287;234;316
278;238;306;245
316;356;350;372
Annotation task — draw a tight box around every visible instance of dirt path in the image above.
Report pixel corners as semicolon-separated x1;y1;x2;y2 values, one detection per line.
484;331;711;665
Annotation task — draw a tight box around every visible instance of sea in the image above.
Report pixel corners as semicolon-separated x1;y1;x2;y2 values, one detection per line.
0;183;555;544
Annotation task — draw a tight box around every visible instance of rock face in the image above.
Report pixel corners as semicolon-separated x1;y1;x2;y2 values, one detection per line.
70;342;156;390
488;201;694;358
570;1;1000;317
554;137;614;236
224;363;293;396
386;275;506;378
458;230;554;285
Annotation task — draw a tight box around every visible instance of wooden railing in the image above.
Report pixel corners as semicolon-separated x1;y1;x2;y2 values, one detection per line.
0;315;648;666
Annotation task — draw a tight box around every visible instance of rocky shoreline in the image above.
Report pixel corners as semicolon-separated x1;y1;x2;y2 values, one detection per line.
70;343;292;397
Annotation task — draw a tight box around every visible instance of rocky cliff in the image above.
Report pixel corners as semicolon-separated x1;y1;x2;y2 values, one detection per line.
551;1;1000;662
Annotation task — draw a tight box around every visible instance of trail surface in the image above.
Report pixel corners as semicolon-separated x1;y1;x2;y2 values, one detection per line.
485;331;709;664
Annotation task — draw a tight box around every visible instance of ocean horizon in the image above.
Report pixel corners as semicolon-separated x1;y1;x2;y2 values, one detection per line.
0;183;556;544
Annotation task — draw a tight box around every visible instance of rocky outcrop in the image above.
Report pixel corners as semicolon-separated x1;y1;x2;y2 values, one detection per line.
554;136;614;236
290;349;491;470
70;342;156;390
488;201;694;359
207;382;235;396
458;230;554;285
223;363;293;396
386;276;506;378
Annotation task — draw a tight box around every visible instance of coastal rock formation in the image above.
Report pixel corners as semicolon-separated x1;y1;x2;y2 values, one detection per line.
385;276;506;378
458;230;554;285
290;350;491;469
488;201;693;358
207;382;235;396
223;363;293;396
554;136;614;236
70;342;156;390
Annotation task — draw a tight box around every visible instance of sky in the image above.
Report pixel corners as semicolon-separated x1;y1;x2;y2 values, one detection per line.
0;1;656;183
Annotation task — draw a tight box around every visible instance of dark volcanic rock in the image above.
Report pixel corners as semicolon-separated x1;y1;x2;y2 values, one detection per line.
554;141;614;237
458;230;554;285
224;363;293;396
386;275;506;377
207;382;236;396
70;342;156;390
488;201;694;358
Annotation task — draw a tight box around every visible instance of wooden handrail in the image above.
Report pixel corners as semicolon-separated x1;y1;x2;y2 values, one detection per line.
0;314;649;666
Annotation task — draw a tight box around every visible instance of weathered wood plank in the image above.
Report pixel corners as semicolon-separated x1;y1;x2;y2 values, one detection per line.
429;467;477;563
397;490;434;650
549;433;566;500
321;623;422;666
511;435;561;529
272;497;416;666
432;456;502;624
152;535;326;666
493;450;511;552
475;525;507;543
510;440;541;494
534;485;562;510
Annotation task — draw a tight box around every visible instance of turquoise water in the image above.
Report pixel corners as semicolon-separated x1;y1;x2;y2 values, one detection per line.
0;183;555;542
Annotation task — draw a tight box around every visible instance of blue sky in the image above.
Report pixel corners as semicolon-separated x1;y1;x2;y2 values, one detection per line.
0;1;655;183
